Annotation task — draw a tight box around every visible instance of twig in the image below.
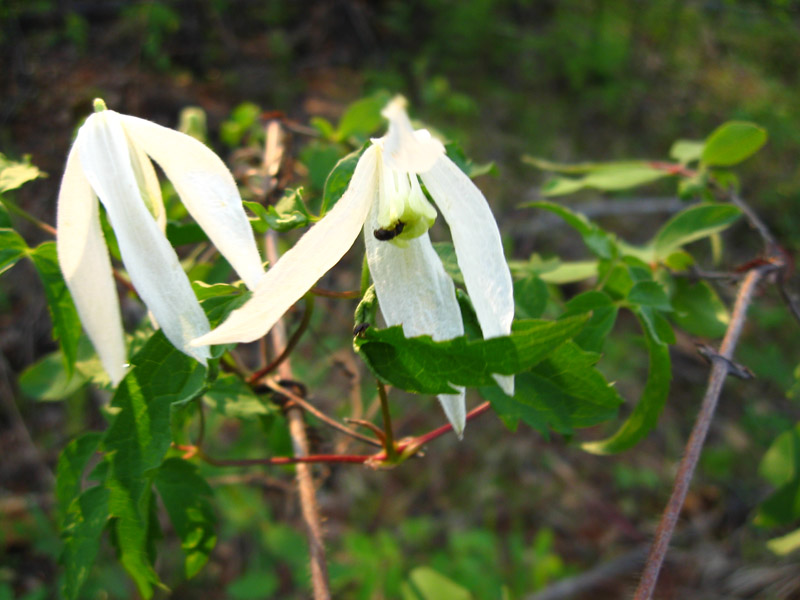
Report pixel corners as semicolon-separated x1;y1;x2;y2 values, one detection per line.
263;378;383;448
310;286;361;299
264;229;331;600
633;264;772;600
526;545;650;600
246;295;314;384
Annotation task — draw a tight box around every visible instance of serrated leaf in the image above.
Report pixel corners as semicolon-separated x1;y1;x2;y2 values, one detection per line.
483;341;622;436
525;201;617;259
671;279;729;338
402;567;473;600
582;313;672;454
628;281;672;311
204;372;270;418
653;203;741;260
29;242;82;377
154;459;216;578
56;432;103;521
355;315;589;395
320;144;367;214
701;121;767;167
196;282;251;330
514;276;548;319
0;228;29;275
564;290;618;352
0;153;45;193
102;332;206;598
669;140;704;164
336;91;392;142
60;485;110;600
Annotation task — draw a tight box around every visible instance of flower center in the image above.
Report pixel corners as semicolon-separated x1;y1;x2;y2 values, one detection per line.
375;151;437;248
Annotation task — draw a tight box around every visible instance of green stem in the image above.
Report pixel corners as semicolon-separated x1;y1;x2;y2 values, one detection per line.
376;381;397;460
360;254;371;296
1;198;57;236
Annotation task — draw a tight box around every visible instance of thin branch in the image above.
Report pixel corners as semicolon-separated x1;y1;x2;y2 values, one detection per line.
310;286;361;299
247;294;314;384
2;197;57;236
263;378;383;448
633;264;772;600
264;229;331;600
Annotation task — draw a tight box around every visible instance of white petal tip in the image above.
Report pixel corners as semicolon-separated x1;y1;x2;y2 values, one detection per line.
381;95;409;120
494;374;515;397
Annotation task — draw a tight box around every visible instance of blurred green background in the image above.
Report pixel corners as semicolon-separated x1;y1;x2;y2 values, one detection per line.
2;1;800;598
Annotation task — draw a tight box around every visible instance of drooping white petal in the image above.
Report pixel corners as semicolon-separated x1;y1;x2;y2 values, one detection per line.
364;196;467;436
77;110;211;364
119;113;264;290
192;145;380;347
57;146;128;384
421;157;515;396
126;135;166;231
381;97;444;174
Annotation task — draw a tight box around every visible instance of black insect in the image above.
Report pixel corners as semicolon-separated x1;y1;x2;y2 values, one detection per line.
353;322;370;336
373;221;405;241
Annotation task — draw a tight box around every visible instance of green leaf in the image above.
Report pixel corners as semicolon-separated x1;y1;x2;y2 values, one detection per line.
336;91;392;142
154;458;217;578
433;242;464;286
60;485;110;600
582;314;672;454
483;341;623;436
653;203;741;260
538;163;669;196
56;432;103;521
102;332;206;598
759;423;800;488
354;315;589;395
767;528;800;556
628;281;672;311
19;350;86;400
244;188;310;233
402;567;473;600
29;242;82;377
563;291;618;353
166;222;208;246
445;142;496;178
525;202;617;259
204;373;270;418
300;142;345;193
670;279;729;338
196;282;251;330
0;227;29;275
669;140;704;165
320;144;367;214
0;153;45;194
701;121;767;167
514;276;548;319
757;479;800;527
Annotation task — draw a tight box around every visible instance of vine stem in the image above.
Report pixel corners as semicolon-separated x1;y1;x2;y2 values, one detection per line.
633;265;771;600
264;230;331;600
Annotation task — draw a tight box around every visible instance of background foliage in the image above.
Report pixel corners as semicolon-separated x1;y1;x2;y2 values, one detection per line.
1;1;800;598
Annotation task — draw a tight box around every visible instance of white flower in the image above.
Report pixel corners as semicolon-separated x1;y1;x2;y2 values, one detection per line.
57;100;264;384
192;96;514;435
